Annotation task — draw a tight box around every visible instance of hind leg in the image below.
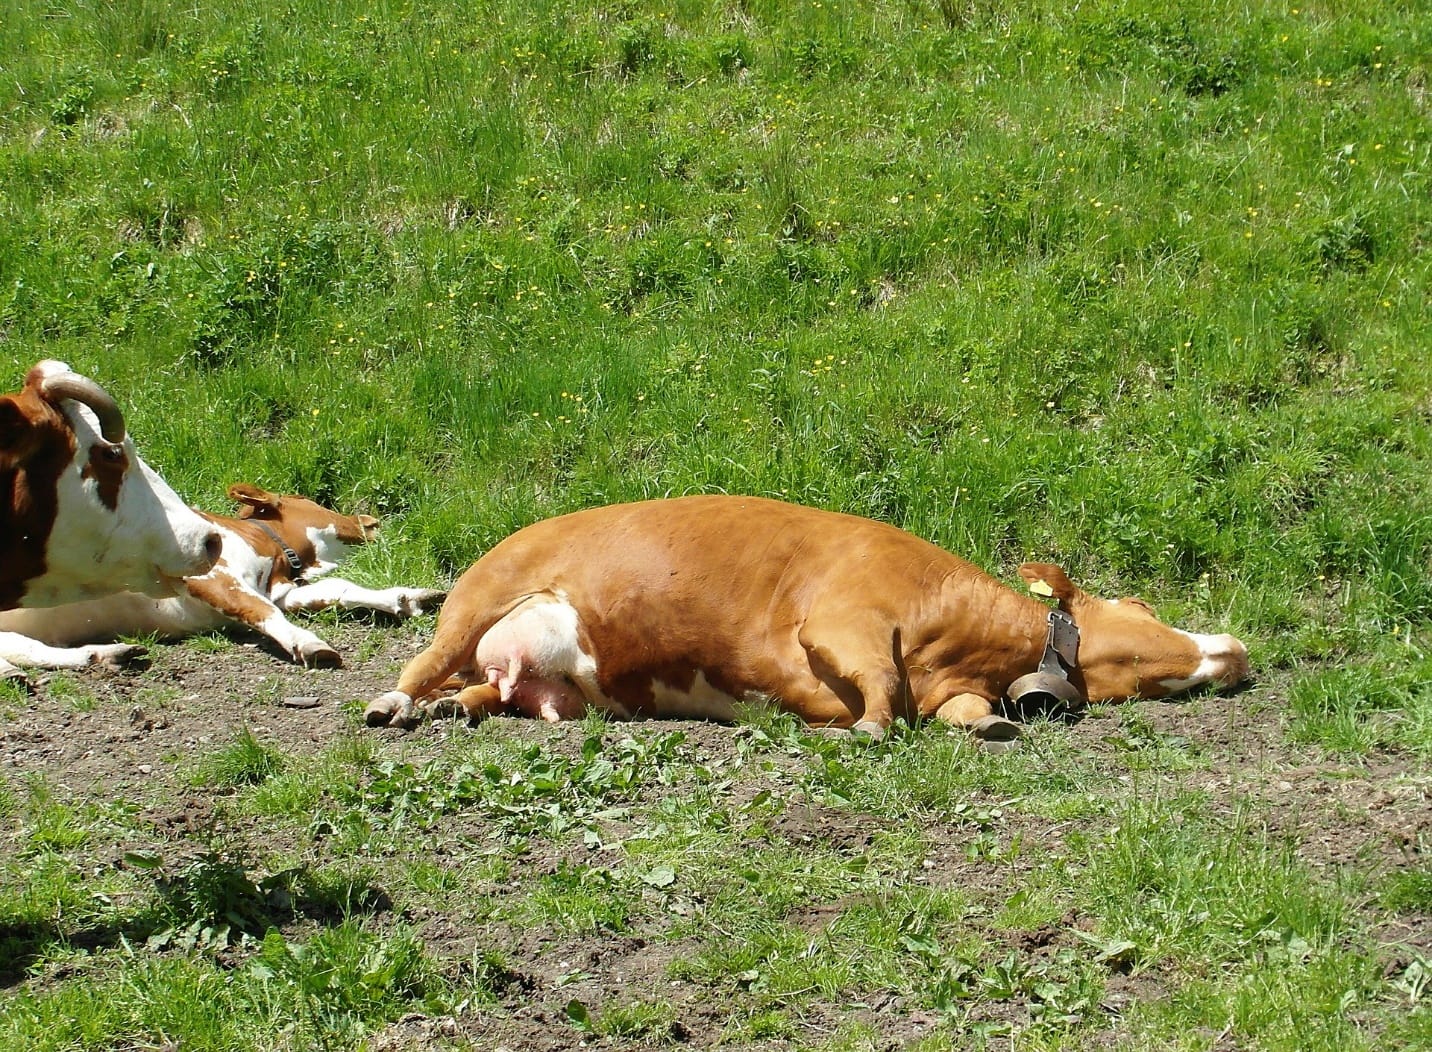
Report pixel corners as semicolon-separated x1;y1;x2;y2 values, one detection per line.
365;609;493;728
448;683;504;722
796;614;905;737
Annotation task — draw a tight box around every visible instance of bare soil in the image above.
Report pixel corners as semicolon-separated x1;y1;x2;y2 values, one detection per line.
2;621;1427;1050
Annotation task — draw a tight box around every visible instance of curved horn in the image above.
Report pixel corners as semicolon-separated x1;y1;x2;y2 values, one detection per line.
39;372;126;443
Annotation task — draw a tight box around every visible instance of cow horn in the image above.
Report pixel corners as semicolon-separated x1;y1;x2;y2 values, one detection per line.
39;372;126;443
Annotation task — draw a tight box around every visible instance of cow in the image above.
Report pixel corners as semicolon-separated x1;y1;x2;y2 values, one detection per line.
2;360;222;683
363;495;1250;739
0;484;447;672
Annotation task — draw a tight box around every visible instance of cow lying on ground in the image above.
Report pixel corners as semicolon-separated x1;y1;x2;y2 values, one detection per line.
364;495;1250;738
0;483;446;674
2;360;221;682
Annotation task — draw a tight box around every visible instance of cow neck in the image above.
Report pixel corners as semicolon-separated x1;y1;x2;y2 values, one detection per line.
252;521;307;581
910;566;1048;698
943;569;1063;696
1;459;63;610
997;587;1063;681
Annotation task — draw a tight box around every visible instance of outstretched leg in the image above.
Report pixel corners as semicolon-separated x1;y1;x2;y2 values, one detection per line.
1;631;146;675
365;605;498;728
276;578;446;619
182;574;341;667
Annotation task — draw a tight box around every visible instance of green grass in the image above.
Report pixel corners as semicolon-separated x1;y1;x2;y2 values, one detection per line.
2;0;1429;1048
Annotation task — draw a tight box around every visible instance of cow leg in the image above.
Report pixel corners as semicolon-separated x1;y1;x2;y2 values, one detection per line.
1;654;31;687
449;682;504;722
0;631;146;674
796;619;903;736
276;578;446;619
366;617;489;729
934;693;1020;741
181;574;341;668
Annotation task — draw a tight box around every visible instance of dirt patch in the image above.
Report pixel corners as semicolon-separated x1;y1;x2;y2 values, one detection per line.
2;625;1425;1049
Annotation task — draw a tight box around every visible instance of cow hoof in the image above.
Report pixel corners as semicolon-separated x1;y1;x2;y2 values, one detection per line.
93;644;149;671
365;691;423;729
851;719;888;742
968;714;1021;742
1;666;34;692
300;645;343;669
363;692;402;727
422;696;464;721
404;589;447;616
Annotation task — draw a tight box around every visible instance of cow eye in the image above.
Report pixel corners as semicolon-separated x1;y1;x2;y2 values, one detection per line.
102;443;125;462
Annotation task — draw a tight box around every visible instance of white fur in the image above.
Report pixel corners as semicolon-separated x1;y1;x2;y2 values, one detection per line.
1158;630;1248;692
0;506;441;673
475;596;601;703
19;362;217;606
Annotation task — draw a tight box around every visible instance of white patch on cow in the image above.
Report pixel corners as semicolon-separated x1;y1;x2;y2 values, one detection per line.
303;524;349;576
211;523;276;590
475;597;600;697
25;389;217;605
0;592;223;646
644;671;748;721
1158;630;1248;692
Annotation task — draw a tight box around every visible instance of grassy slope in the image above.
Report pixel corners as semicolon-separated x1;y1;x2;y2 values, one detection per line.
1;0;1429;1048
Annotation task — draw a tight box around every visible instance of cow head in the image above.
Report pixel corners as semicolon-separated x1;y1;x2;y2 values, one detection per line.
1017;563;1249;702
1;360;222;608
229;483;379;564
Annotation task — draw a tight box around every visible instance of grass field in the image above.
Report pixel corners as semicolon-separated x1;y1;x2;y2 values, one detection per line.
1;0;1429;1048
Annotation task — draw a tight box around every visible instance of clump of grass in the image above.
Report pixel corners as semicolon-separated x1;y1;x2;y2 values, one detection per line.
189;727;286;788
0;921;466;1049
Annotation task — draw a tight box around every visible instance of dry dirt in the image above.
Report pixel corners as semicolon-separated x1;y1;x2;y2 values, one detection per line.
2;620;1428;1050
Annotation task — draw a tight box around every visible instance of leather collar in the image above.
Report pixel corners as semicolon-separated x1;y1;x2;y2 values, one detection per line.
254;521;306;580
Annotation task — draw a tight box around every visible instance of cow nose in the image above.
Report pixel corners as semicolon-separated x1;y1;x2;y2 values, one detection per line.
201;531;223;571
1215;634;1250;686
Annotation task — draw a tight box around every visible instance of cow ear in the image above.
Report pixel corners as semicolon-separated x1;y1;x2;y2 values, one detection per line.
228;483;282;517
1017;563;1083;610
1119;596;1158;616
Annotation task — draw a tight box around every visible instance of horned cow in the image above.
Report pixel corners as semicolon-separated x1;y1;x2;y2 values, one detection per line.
1;361;221;683
0;484;446;672
364;495;1250;738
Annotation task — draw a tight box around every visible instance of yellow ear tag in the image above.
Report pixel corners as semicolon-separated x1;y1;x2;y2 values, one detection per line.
1029;579;1055;597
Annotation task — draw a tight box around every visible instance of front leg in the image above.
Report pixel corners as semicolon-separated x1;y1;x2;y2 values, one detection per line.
0;631;146;675
1;654;31;687
275;578;446;619
934;693;1020;741
182;574;341;668
796;616;904;737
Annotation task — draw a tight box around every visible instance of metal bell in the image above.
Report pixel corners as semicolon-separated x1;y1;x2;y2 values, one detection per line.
1005;670;1086;719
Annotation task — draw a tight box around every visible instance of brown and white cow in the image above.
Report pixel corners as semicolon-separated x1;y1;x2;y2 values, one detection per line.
2;360;222;682
364;495;1250;738
0;484;446;671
